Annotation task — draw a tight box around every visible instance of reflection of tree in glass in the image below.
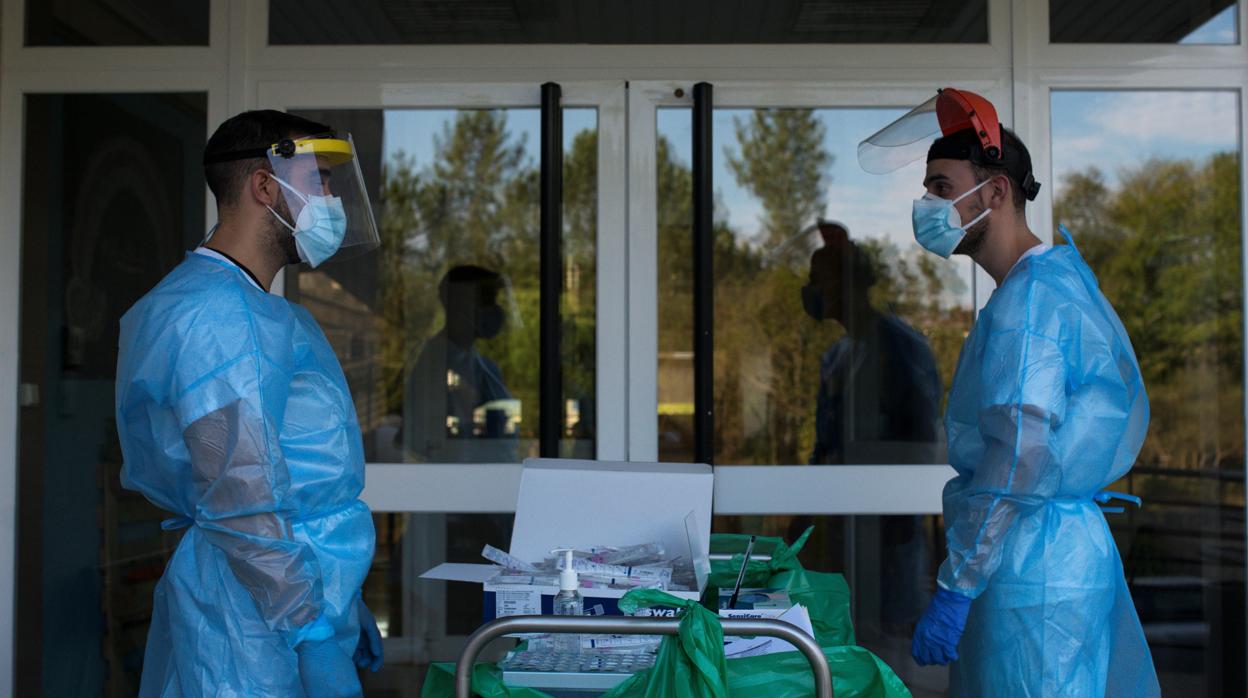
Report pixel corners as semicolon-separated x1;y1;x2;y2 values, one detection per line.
710;109;969;465
1055;153;1244;579
374;111;598;450
1056;153;1244;473
727;109;830;259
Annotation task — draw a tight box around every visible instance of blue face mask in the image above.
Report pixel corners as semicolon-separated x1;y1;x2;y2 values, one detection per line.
911;179;992;258
267;173;348;268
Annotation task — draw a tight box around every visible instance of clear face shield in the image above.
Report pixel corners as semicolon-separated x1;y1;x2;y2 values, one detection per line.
856;87;1004;175
265;134;380;266
203;132;380;267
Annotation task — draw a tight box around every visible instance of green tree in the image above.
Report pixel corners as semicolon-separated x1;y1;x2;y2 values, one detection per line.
726;109;832;259
415;110;530;272
376;111;603;453
716;109;836;463
375;152;430;414
1056;153;1244;471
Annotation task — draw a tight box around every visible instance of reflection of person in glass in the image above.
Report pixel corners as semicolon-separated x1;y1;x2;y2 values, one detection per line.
402;265;518;462
800;220;941;634
802;221;942;465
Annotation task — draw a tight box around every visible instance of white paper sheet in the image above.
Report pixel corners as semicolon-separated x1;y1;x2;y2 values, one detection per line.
722;604;816;658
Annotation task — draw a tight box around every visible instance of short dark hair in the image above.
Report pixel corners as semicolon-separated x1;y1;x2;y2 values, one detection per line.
811;235;877;291
970;128;1032;213
203;110;332;207
438;265;503;308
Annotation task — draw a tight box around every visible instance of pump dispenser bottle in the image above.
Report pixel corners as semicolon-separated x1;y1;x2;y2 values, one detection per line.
552;548;583;654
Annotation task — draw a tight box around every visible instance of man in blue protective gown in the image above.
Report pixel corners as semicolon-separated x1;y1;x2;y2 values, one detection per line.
860;88;1160;696
116;110;385;697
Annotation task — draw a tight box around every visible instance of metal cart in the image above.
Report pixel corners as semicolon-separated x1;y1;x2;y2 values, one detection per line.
454;615;835;698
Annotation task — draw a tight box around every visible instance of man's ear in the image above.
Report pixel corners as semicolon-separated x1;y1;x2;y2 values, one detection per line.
989;174;1011;209
249;169;278;208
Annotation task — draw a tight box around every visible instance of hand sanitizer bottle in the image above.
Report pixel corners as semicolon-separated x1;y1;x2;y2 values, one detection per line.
552;548;583;654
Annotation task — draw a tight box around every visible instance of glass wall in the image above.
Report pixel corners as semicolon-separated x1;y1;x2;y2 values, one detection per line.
289;107;597;467
269;0;988;45
656;106;973;464
1050;1;1238;44
1051;89;1245;695
287;107;598;689
16;92;207;697
25;0;210;46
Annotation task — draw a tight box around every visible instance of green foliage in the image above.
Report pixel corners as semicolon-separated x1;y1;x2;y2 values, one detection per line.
703;109;967;464
374;111;598;448
726;109;832;260
1055;152;1244;471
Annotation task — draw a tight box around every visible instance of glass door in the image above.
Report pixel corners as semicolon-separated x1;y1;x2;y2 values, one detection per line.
628;80;1010;695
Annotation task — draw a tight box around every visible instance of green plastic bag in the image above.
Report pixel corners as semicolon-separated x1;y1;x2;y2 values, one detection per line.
601;584;907;698
708;528;812;589
421;660;555;698
723;645;911;698
600;588;730;698
770;566;854;647
709;527;854;646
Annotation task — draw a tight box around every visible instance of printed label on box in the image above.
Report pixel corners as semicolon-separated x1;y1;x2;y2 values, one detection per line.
495;589;542;618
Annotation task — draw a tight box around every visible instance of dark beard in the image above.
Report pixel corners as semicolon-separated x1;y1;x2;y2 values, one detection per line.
267;199;302;265
952;196;991;257
953;218;988;256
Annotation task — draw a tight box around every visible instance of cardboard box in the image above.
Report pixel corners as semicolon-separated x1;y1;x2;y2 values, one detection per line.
421;458;713;622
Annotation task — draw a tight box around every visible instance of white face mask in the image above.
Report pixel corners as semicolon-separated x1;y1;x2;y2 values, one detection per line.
911;179;992;258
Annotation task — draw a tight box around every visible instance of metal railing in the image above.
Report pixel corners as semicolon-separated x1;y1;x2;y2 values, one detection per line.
455;615;834;698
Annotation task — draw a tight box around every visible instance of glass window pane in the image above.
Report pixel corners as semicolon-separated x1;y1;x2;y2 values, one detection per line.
713;514;948;693
1052;90;1244;695
288;107;598;687
25;0;210;46
1050;0;1238;44
656;107;973;465
289;107;598;465
17;92;207;696
562;110;599;458
270;0;987;45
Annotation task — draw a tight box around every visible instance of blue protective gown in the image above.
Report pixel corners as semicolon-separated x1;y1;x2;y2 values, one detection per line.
116;252;375;697
940;228;1159;697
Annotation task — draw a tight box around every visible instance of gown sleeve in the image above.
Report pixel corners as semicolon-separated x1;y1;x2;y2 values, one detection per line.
938;307;1069;599
173;325;330;646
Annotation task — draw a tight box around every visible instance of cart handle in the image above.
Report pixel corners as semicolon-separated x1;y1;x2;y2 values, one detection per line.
454;614;834;698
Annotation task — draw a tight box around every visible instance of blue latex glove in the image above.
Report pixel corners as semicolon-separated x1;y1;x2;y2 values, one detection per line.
354;598;384;672
297;637;362;698
911;587;973;666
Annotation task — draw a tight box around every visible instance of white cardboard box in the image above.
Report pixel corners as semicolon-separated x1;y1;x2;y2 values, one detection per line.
421;458;714;621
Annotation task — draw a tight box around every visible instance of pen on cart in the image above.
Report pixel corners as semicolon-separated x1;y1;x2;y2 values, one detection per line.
727;535;756;609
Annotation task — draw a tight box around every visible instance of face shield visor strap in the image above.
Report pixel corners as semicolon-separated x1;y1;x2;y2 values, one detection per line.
934;88;1003;162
